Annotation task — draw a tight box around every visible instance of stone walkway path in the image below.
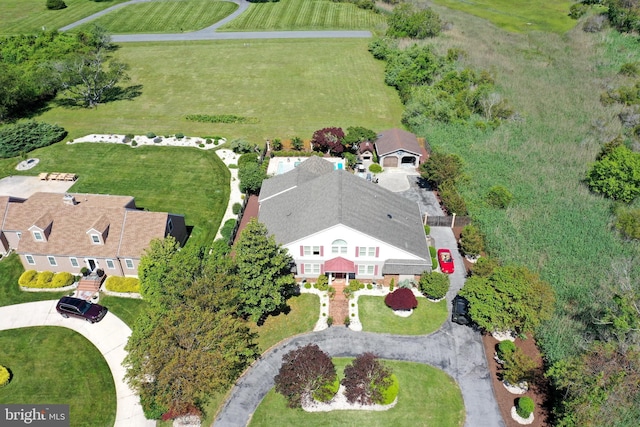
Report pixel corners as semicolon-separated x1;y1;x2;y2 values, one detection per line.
328;280;348;326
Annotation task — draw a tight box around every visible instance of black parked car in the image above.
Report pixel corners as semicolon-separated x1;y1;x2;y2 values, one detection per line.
56;296;108;323
451;295;471;325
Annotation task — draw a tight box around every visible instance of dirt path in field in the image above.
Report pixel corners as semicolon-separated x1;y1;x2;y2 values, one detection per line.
59;0;372;41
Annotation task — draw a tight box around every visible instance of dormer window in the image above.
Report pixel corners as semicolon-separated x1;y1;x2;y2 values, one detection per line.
33;231;44;241
91;234;102;244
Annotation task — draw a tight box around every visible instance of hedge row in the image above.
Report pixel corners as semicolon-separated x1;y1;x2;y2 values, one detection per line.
0;121;67;158
104;276;140;293
18;270;74;288
185;114;259;124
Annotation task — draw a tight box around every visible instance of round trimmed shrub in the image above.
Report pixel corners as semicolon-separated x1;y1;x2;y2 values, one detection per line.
232;203;242;215
146;132;156;138
516;396;534;418
369;163;383;173
206;138;213;144
312;377;339;402
379;374;399;404
36;271;54;287
51;272;74;288
315;274;329;291
419;271;449;300
496;340;516;360
175;133;185;139
131;141;138;147
0;365;10;387
18;270;37;286
486;185;513;208
384;287;418;310
304;282;311;289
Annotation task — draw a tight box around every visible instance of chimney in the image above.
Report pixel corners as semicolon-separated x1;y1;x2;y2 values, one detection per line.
63;194;77;205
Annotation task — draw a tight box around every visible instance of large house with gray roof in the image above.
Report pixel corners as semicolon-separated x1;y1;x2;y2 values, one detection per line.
0;192;187;277
258;157;431;283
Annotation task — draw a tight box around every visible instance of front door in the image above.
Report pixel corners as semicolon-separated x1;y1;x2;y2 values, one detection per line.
87;259;96;272
333;272;345;279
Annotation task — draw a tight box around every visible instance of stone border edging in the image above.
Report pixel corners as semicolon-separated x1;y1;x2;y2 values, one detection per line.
20;283;77;293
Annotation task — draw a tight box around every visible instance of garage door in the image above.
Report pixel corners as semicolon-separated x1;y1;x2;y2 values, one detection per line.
383;157;398;167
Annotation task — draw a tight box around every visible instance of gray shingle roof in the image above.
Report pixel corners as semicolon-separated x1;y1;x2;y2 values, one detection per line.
258;165;429;261
259;156;334;202
382;259;431;275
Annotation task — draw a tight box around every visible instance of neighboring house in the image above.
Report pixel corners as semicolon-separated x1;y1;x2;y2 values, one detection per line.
375;128;423;168
0;192;187;277
258;157;431;284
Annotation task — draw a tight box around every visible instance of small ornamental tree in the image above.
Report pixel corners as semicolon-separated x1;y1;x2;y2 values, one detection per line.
274;344;337;408
516;396;535;419
419;271;449;300
384;287;418;310
290;137;304;151
459;224;484;258
342;353;395;405
501;346;537;385
586;144;640;203
310;127;345;155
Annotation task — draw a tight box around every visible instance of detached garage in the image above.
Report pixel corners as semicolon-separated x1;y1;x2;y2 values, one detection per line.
375;128;423;168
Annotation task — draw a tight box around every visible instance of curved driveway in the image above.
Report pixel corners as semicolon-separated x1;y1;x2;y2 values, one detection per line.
0;300;153;427
215;227;504;427
59;0;372;42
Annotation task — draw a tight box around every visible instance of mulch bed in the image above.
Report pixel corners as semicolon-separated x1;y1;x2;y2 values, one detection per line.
452;226;552;427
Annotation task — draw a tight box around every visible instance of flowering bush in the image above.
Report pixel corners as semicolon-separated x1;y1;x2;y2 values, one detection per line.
384;287;418;310
0;365;10;387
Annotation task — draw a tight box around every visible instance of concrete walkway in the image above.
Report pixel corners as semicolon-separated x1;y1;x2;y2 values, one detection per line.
215;227;504;427
59;0;372;42
0;300;153;427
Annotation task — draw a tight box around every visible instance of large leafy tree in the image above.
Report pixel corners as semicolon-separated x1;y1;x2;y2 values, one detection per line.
459;265;555;334
310;127;345;155
342;353;394;405
234;219;296;322
53;26;130;108
386;3;442;39
274;344;337;408
238;161;266;194
126;253;258;418
342;126;377;152
419;151;464;188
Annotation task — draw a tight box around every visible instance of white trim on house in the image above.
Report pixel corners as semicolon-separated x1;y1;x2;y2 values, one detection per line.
124;259;134;269
69;257;79;268
47;255;57;266
25;254;35;265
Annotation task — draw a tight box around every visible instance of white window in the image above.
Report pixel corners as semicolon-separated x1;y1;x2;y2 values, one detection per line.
358;264;375;275
106;259;115;269
91;234;101;244
331;239;347;254
69;257;79;268
303;246;321;256
48;256;57;266
125;259;134;269
25;254;35;265
359;247;376;257
304;264;321;274
33;231;43;241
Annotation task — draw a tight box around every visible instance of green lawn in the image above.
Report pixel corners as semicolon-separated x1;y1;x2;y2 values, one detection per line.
249;358;465;427
5;142;229;247
0;0;129;35
220;0;386;31
250;293;319;352
0;327;116;427
358;296;448;335
432;0;576;33
0;254;67;307
36;39;403;143
75;0;238;34
98;295;148;328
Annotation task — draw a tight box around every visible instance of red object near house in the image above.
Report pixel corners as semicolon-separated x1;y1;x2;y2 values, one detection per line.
384;287;418;311
437;249;454;274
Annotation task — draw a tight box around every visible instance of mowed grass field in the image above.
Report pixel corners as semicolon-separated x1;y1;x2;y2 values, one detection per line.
0;0;128;34
420;5;640;362
220;0;386;31
75;0;238;34
0;327;116;427
359;296;448;335
431;0;575;33
37;39;403;142
249;358;465;427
